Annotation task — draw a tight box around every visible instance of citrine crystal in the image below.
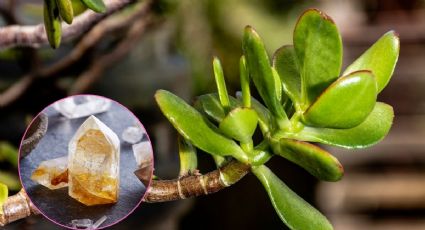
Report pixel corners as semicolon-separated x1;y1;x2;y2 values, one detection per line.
68;116;120;206
31;156;68;189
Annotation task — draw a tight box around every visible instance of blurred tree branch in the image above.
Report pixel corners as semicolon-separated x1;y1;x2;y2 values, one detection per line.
0;0;136;50
0;0;156;107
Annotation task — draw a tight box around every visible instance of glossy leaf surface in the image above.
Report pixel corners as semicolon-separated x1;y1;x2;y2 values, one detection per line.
252;165;333;230
81;0;106;13
44;0;62;49
294;9;342;106
303;70;377;129
155;90;248;163
243;26;288;123
195;94;239;123
343;31;400;93
292;102;393;148
269;137;343;181
273;45;301;106
56;0;74;24
219;108;258;142
213;57;231;111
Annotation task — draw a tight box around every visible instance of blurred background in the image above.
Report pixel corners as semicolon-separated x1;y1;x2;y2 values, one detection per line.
1;0;425;229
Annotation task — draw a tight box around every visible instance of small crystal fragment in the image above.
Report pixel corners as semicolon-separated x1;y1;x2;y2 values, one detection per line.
68;116;120;206
92;216;107;229
53;96;111;119
132;141;153;186
70;218;93;229
31;156;68;189
121;126;144;144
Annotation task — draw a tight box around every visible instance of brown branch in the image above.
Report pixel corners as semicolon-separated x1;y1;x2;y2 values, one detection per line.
0;0;136;50
0;189;39;226
68;13;155;94
145;160;250;202
0;0;156;107
0;161;250;225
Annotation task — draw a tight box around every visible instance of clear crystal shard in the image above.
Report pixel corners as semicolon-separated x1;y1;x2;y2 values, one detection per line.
70;218;93;228
31;156;68;189
68;116;120;206
53;95;111;119
121;126;144;144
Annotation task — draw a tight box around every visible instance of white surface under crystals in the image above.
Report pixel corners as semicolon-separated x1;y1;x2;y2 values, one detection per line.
121;126;144;144
53;96;111;119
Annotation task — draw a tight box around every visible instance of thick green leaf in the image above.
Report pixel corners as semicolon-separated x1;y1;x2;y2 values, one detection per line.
213;57;231;112
303;70;377;129
72;0;87;15
269;137;343;181
219;108;258;142
343;31;400;93
155;90;249;163
240;56;251;107
243;26;288;125
294;9;342;107
0;182;7;215
56;0;74;24
273;45;301;106
44;0;62;49
195;94;239;123
81;0;106;13
178;136;198;177
237;94;273;134
252;165;333;230
290;102;393;148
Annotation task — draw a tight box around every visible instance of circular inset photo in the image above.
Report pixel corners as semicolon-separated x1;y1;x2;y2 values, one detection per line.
18;95;153;229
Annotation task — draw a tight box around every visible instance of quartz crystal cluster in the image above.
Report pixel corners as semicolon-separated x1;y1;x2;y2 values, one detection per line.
31;116;120;206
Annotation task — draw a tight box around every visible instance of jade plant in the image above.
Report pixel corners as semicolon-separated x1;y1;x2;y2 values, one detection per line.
44;0;106;48
155;9;399;229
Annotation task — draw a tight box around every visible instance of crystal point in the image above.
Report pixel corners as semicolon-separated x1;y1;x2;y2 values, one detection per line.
68;116;120;206
31;156;68;189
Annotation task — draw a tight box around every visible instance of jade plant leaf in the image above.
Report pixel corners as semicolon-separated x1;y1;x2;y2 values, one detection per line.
178;136;198;176
195;94;239;123
0;182;7;215
44;0;62;49
213;57;231;112
155;90;248;163
81;0;106;13
302;70;377;129
243;26;288;124
343;31;400;93
292;102;393;148
57;0;74;24
269;137;343;181
252;165;333;230
273;45;301;106
236;93;273;134
294;9;342;107
219;108;258;143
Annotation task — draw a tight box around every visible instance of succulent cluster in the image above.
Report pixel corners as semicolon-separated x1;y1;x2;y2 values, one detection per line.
155;9;399;229
44;0;106;48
